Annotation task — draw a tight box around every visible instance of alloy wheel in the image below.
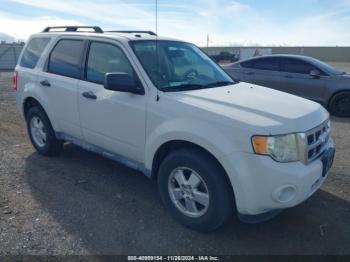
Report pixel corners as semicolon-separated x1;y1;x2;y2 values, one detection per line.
30;116;47;148
168;167;210;218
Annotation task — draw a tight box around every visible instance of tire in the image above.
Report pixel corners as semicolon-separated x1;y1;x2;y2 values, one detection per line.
26;106;63;156
329;91;350;117
157;148;234;232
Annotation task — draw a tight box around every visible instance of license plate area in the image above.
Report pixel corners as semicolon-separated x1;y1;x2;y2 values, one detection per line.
321;148;335;177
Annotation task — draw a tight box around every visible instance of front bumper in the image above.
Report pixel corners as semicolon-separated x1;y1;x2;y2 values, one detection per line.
220;139;335;216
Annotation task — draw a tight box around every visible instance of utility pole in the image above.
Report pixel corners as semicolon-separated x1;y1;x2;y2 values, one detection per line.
206;34;209;48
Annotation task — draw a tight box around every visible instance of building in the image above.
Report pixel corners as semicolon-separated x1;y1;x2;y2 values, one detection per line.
0;43;24;71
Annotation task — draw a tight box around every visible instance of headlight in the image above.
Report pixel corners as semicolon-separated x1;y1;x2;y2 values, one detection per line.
252;134;299;162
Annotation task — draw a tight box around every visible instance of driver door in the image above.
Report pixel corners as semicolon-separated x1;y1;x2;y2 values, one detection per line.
78;40;147;162
278;58;328;103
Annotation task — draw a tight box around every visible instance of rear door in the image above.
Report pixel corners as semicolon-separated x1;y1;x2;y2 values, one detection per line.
37;38;85;139
278;57;328;102
239;57;282;89
77;40;147;163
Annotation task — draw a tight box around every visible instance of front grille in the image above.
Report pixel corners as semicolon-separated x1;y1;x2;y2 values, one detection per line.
304;120;331;163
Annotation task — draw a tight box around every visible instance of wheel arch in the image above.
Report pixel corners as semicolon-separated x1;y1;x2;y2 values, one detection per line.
150;140;233;190
23;96;44;119
151;140;216;178
22;95;59;131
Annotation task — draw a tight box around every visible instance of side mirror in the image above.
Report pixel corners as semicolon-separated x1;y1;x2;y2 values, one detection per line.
104;73;144;95
310;70;321;79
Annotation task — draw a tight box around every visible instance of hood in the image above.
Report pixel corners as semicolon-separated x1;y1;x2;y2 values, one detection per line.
165;82;329;134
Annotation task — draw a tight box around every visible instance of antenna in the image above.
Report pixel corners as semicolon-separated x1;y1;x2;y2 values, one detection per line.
155;0;158;37
155;0;160;101
206;34;213;48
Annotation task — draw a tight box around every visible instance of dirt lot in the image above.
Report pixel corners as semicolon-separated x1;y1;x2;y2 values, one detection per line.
0;71;349;255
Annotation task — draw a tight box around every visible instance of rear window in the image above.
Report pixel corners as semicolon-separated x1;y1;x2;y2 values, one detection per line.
253;57;279;71
240;60;255;69
240;57;279;71
20;37;50;69
48;39;84;79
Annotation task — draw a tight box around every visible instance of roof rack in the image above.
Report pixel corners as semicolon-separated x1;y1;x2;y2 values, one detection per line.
106;30;157;36
42;26;104;33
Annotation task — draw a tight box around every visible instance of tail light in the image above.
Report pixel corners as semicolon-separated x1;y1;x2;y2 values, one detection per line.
13;71;18;91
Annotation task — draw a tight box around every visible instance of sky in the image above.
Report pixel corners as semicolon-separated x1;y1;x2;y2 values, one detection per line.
0;0;350;46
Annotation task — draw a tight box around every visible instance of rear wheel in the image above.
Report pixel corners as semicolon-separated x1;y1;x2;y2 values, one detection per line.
157;148;234;232
329;91;350;117
26;106;63;156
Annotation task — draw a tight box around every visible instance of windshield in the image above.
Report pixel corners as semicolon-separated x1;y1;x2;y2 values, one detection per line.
309;58;345;75
130;40;235;92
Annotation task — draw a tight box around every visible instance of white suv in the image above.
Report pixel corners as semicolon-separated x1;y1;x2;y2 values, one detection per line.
14;26;335;232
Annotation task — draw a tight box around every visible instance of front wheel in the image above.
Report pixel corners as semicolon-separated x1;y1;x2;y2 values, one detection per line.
157;148;234;232
329;91;350;117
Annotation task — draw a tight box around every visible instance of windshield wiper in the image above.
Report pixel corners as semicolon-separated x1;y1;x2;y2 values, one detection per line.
206;81;235;87
161;84;207;92
161;81;236;92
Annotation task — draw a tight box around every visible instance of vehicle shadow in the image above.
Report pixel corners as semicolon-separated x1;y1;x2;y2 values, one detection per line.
24;144;350;255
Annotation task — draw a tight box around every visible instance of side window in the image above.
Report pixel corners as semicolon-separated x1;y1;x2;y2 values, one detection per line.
253;57;279;71
280;58;317;74
86;42;135;84
48;39;84;79
240;60;255;69
20;38;50;69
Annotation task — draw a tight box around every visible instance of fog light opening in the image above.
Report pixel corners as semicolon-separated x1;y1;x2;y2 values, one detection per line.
273;185;297;203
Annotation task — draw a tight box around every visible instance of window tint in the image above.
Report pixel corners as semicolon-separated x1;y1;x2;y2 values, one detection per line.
241;57;279;71
20;38;50;69
253;57;279;71
280;58;317;74
48;40;84;78
86;42;135;84
240;60;255;69
308;58;336;75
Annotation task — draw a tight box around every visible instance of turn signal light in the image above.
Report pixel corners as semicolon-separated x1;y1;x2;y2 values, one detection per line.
252;136;268;154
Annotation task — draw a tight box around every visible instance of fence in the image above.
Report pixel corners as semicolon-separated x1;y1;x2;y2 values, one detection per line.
0;43;24;71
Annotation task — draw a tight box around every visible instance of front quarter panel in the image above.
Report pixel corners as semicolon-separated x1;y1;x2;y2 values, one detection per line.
143;94;264;171
144;117;237;170
320;75;350;106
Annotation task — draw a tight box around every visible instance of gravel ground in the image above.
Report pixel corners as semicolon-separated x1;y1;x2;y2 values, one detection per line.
0;71;349;255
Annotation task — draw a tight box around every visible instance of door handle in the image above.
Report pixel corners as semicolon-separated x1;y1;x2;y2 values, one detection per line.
40;80;51;87
82;91;97;100
246;72;254;75
284;75;293;79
